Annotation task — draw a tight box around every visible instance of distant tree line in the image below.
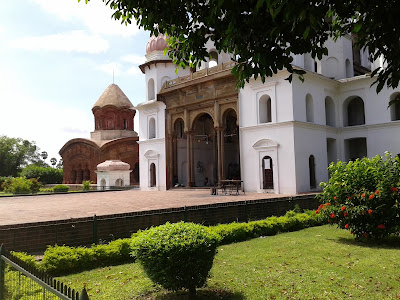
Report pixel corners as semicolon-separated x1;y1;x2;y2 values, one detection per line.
0;135;63;184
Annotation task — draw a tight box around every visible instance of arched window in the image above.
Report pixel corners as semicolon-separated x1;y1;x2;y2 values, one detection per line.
347;97;365;126
150;163;156;187
123;118;127;130
209;51;218;68
259;95;272;123
262;156;274;189
325;96;335;127
148;78;155;100
306;94;314;123
389;93;400;121
149;117;156;139
309;155;316;189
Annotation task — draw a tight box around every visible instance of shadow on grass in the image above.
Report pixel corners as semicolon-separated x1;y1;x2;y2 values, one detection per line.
139;288;245;300
333;235;400;250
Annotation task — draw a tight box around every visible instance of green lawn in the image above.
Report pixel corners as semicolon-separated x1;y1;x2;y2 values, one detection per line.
58;225;400;299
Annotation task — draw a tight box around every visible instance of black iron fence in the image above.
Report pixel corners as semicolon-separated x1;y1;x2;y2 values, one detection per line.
0;245;89;300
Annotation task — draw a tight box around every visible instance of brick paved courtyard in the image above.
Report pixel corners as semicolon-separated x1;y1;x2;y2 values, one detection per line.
0;189;293;226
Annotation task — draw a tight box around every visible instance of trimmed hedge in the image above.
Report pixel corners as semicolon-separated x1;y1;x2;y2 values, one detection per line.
52;184;69;193
212;210;324;244
14;210;324;276
40;238;133;276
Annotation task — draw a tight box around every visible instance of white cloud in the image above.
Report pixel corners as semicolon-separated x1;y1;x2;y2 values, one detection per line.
30;0;140;37
96;58;142;76
96;62;123;76
121;54;146;65
126;66;142;76
9;30;109;54
0;73;92;159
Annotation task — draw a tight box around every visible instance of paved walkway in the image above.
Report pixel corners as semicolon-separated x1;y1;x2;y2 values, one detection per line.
0;189;291;226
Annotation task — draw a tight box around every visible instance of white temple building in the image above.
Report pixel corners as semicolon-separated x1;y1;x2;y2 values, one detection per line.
135;35;400;194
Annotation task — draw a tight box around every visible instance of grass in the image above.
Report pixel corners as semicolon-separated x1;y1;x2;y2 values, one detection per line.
56;225;400;299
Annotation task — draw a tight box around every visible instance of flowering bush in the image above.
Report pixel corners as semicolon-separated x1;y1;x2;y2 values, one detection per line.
4;177;41;194
317;153;400;240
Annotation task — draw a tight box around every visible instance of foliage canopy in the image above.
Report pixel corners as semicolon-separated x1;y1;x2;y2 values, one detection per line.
83;0;400;92
0;136;42;177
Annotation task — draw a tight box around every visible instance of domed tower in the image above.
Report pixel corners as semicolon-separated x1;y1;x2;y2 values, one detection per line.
139;34;192;101
91;83;138;141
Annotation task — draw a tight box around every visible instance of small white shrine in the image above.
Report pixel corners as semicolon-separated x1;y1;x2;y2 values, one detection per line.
95;160;132;189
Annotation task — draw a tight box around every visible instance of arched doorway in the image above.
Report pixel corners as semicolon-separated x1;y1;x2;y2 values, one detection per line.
192;113;215;186
262;156;274;189
309;155;316;189
150;163;156;187
115;178;123;186
100;179;106;190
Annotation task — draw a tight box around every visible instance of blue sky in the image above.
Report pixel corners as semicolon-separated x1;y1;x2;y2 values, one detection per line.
0;0;149;163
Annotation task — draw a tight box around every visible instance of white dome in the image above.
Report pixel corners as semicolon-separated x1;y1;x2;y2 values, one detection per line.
97;160;130;172
146;34;168;54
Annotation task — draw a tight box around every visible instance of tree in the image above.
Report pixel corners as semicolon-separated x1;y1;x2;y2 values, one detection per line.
56;159;63;169
40;151;48;161
84;0;400;92
0;135;41;177
50;157;57;168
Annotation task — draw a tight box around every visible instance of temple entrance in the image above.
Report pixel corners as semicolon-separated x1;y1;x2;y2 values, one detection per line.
192;113;216;186
170;109;240;188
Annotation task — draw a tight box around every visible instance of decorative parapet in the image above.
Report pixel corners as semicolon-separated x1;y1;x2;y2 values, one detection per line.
162;61;236;90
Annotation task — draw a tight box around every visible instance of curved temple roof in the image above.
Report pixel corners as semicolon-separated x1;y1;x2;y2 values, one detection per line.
92;84;134;109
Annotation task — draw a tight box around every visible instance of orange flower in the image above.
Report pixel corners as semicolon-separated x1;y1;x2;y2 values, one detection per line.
344;212;348;217
375;190;379;194
345;224;349;229
315;210;319;214
341;206;346;211
378;224;386;229
334;196;337;200
369;194;374;200
350;230;353;234
330;213;335;218
368;209;373;215
347;196;351;200
326;203;331;206
361;193;366;197
390;187;398;192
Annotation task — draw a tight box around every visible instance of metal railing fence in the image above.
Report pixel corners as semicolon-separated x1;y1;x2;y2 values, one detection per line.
0;245;89;300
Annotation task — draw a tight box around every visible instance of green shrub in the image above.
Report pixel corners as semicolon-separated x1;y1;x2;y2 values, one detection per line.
0;176;13;192
53;184;69;193
131;222;221;296
82;180;92;191
317;153;400;240
4;177;38;194
212;211;324;244
40;238;133;276
39;212;323;276
28;178;41;193
20;165;63;185
10;251;38;268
